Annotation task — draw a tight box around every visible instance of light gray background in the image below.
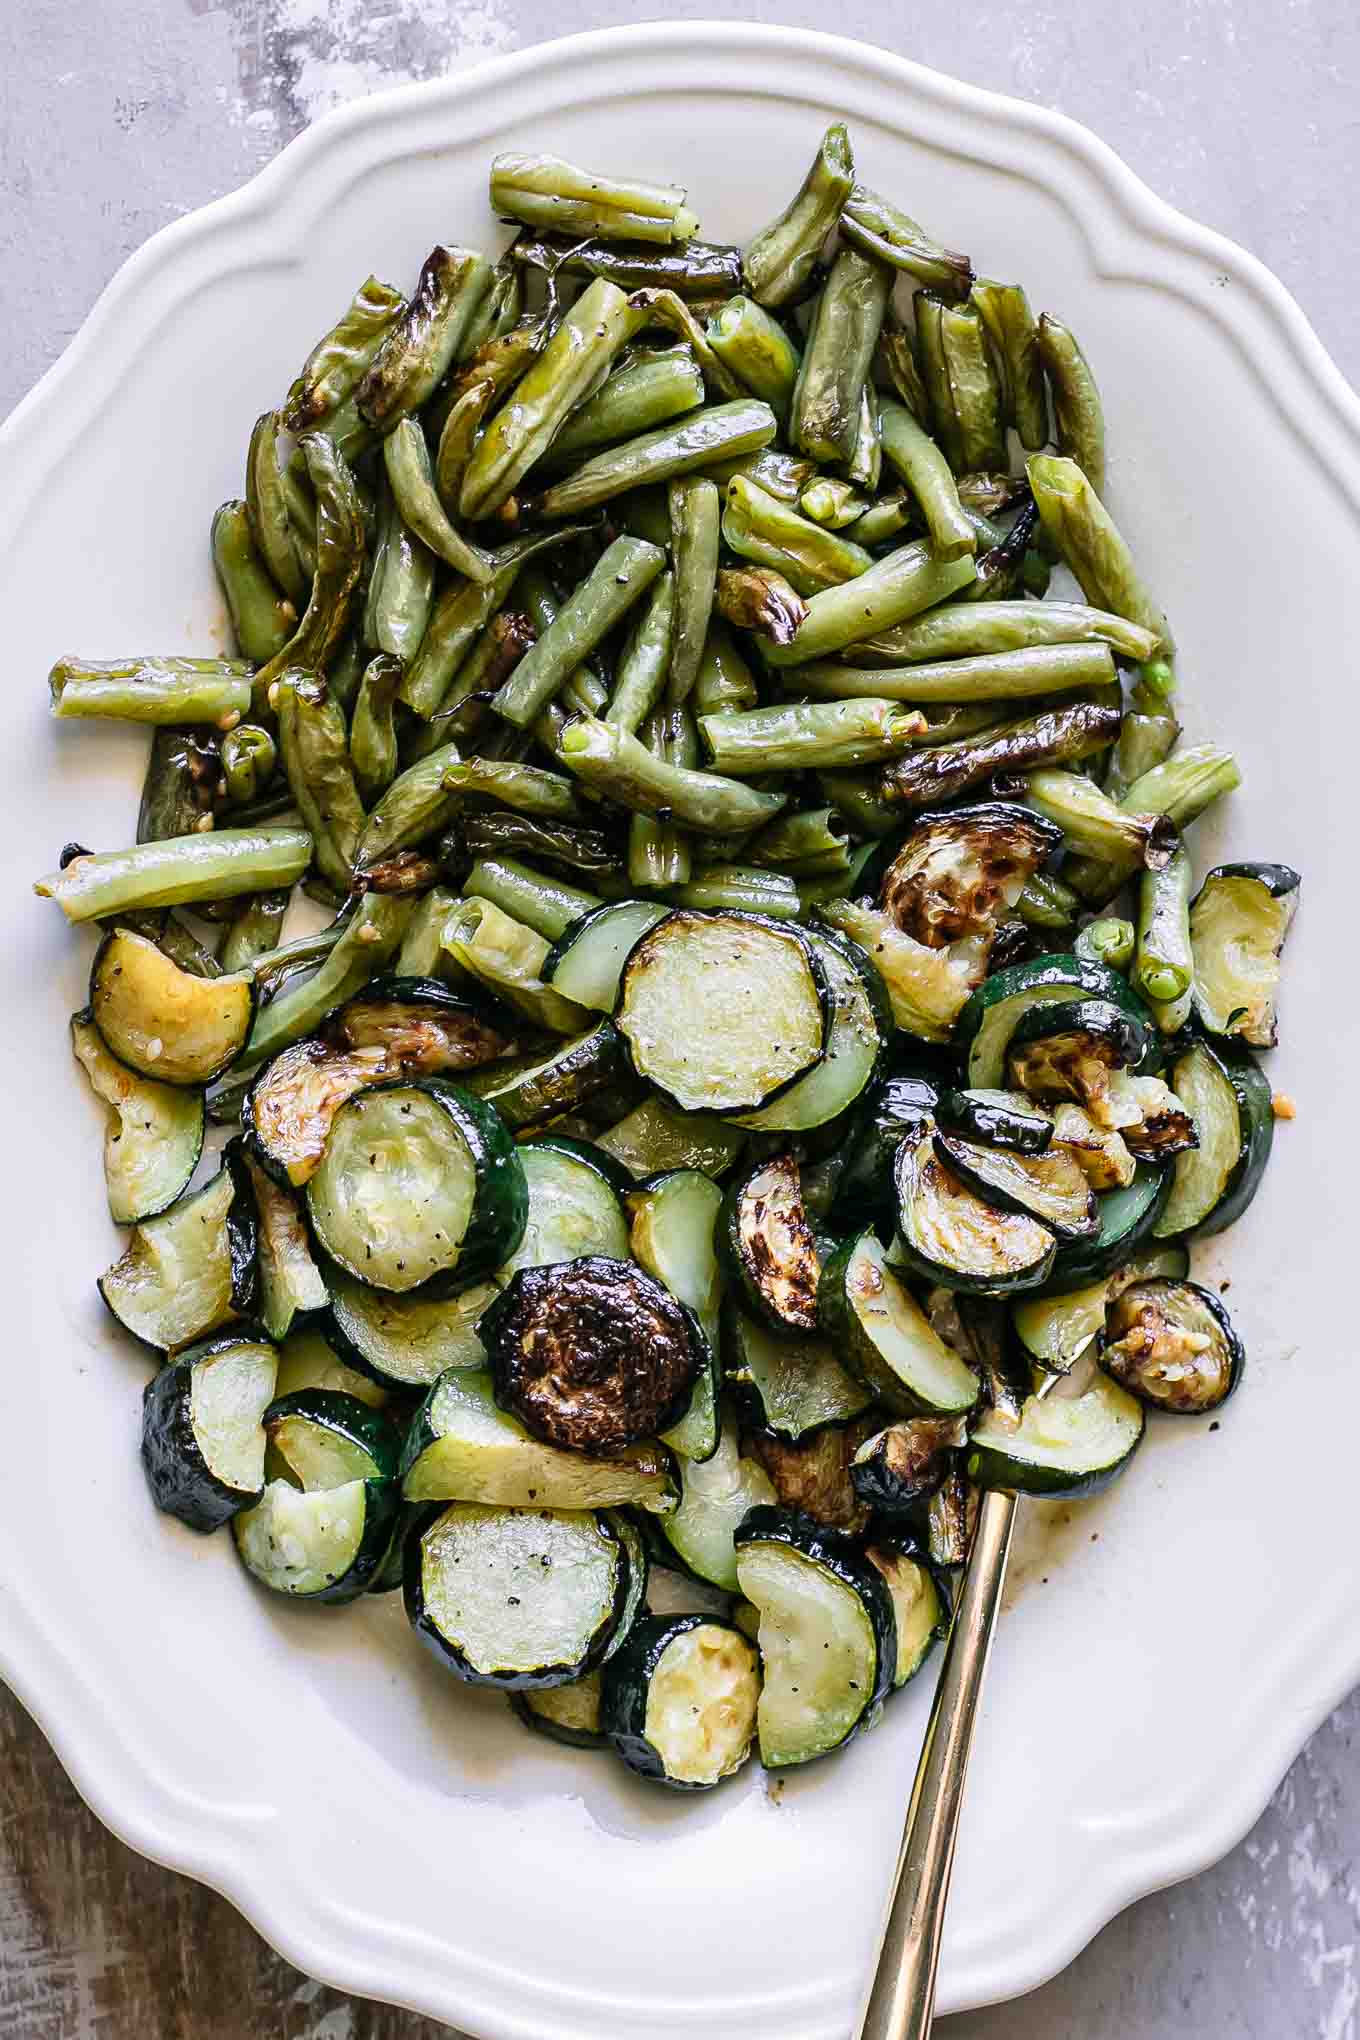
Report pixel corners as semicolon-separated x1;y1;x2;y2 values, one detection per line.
3;3;1358;2035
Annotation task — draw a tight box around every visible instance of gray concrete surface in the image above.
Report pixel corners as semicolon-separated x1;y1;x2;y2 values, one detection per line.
3;2;1359;2034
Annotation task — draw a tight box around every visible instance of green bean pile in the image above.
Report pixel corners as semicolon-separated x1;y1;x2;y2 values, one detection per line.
36;126;1300;1785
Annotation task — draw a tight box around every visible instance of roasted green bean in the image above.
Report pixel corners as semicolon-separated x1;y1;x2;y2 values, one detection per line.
49;657;252;727
356;245;493;432
671;865;800;919
1037;315;1106;496
250;434;367;717
220;724;278;806
246;410;308;606
714;566;808;644
218;889;290;973
35;825;311;923
693;622;760;717
273;669;365;890
284;275;404;432
211;501;296;663
701;448;816;504
551;350;705;463
722;477;871;597
137;728;220;843
441;896;589;1033
605;569;674;733
790;247;890;466
665;476;721;706
845;597;1162;666
383;418;496;582
1017;871;1081;933
538;398;777;519
350;653;403;806
433;318;546;502
492;535;666;728
800;479;871;530
464;855;602;941
747;805;850;871
1077;916;1136;973
354;741;462;870
1134;838;1194;1005
1027;455;1171;650
742;123;855;307
877;398;975;562
629;710;696;889
511;233;742;297
441;756;582;821
839;186;972;295
558;717;785;833
880;700;1121;807
245;892;414;1064
842;494;913;548
972;281;1047;451
700;697;926;774
705;297;802;421
764;538;977;667
790;641;1116;702
460;811;619;877
490;153;697;244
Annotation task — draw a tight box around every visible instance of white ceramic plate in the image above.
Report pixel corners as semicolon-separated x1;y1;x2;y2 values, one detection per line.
1;23;1356;2036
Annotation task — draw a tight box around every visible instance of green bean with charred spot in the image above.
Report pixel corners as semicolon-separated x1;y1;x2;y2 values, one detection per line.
877;399;975;562
667;476;720;704
220;724;277;806
790;247;890;467
878;313;930;421
460;812;619;879
211;501;295;664
492;536;666;728
839;186;972;295
624;291;744;402
880;700;1121;808
714;566;808;645
742;122;855;307
1023;768;1159;862
845;598;1162;666
790;641;1116;703
249;435;367;719
490;152;698;244
538;398;777;519
511;234;742;297
939;299;1007;473
700;697;927;774
558;717;785;833
433;319;546;502
356;246;493;432
457;261;524;362
1134;838;1194;1005
849;383;882;492
746;805;849;871
354;742;462;870
460;280;644;519
1037;316;1106;496
273;669;365;890
1066;745;1242;904
465;856;603;942
972;282;1047;451
441;756;582;820
49;658;252;727
35;825;311;923
244;892;414;1064
723;477;871;598
284;275;404;432
350;654;403;806
399;528;586;719
706;297;802;421
764;538;977;668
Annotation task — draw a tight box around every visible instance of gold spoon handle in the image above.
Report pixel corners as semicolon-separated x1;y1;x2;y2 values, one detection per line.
853;1486;1020;2040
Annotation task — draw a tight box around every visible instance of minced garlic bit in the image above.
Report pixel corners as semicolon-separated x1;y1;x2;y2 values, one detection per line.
194;812;216;833
1272;1092;1296;1121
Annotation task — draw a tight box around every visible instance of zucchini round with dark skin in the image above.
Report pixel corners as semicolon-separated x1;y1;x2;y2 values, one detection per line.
655;1424;776;1589
1099;1277;1244;1414
729;925;891;1133
461;1020;632;1132
931;1128;1098;1240
1040;1162;1173;1292
500;1136;631;1279
865;1542;951;1689
601;1614;761;1789
235;1387;402;1602
542;899;669;1012
935;1086;1052;1156
956;951;1152;1089
246;1038;394;1189
1189;862;1300;1048
242;1151;328;1343
1011;1241;1190;1373
966;1373;1145;1498
70;1009;205;1224
720;1150;822;1335
404;1502;632;1689
1154;1038;1274;1239
510;1672;609;1750
306;1077;527;1295
834;1072;941;1218
733;1506;897;1768
481;1255;703;1455
818;1229;979;1415
626;1168;724;1464
140;1329;277;1531
90;926;256;1085
892;1128;1057;1296
850;1417;966;1515
878;802;1061;951
326;1267;499;1387
616;910;829;1115
722;1303;874;1440
100;1150;258;1352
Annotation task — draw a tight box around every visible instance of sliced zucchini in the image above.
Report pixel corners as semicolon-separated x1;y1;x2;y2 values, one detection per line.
878;803;1060;952
850;1417;966;1515
542;900;670;1011
242;1151;328;1342
720;1151;822;1335
966;1373;1145;1497
723;1305;873;1440
273;1325;390;1408
264;1387;400;1487
140;1330;277;1530
1100;1277;1244;1414
654;1422;774;1589
1013;1242;1190;1371
511;1671;608;1750
744;1420;876;1534
306;1078;527;1294
1042;1162;1173;1291
245;1038;393;1189
602;1615;760;1789
327;1266;498;1387
400;1367;679;1513
100;1155;257;1352
1006;997;1193;1157
405;1502;631;1689
90;926;255;1084
462;1019;631;1131
729;927;890;1132
627;1168;724;1463
819;1229;979;1415
327;975;518;1072
923;1466;972;1569
935;1086;1052;1155
956;952;1147;1088
499;1137;630;1279
234;1480;395;1601
817;897;976;1042
594;1093;748;1180
836;1074;940;1216
865;1543;950;1689
482;1255;702;1454
734;1507;896;1768
617;910;828;1114
1154;1039;1274;1238
70;1009;204;1223
932;1129;1097;1241
1190;862;1300;1048
892;1129;1056;1296
1047;1101;1136;1191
